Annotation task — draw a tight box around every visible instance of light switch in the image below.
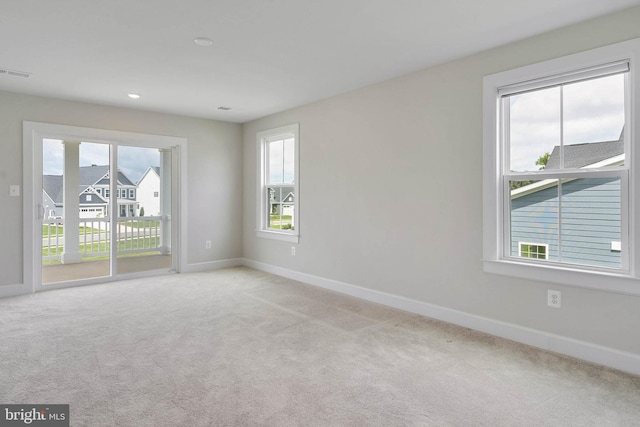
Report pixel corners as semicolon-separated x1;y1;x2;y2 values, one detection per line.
9;185;20;197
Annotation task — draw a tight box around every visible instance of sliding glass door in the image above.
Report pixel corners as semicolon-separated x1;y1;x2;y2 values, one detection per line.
39;139;176;286
41;140;112;283
115;146;172;275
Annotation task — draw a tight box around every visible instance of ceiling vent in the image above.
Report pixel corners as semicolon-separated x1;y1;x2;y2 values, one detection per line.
0;68;31;78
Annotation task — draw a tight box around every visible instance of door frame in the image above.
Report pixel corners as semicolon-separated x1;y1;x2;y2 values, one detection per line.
23;121;188;293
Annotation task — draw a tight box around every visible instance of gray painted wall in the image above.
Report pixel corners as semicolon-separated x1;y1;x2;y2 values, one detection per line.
242;7;640;355
0;90;242;286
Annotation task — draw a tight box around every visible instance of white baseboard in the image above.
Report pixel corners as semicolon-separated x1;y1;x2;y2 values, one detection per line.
184;258;243;273
1;258;242;298
0;283;31;299
241;258;640;376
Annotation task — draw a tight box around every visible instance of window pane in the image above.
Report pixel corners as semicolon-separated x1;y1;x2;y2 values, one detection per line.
268;136;295;185
510;179;559;261
267;187;295;231
283;137;295;183
562;74;625;169
560;177;621;268
509;87;560;172
268;139;284;184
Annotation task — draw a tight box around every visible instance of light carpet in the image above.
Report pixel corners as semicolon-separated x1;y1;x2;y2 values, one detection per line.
0;267;639;426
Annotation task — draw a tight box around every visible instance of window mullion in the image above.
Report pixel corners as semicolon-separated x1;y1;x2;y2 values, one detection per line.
560;85;564;170
621;169;630;271
502;97;511;259
503;178;512;259
557;180;563;263
502;97;511;174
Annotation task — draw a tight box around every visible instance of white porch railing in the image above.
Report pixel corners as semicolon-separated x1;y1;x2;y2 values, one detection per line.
42;216;166;262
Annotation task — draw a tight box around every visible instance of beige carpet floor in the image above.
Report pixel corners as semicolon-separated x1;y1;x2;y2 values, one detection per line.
0;267;639;426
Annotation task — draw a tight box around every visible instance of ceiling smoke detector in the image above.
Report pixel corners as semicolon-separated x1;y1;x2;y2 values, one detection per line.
194;37;214;47
0;68;31;78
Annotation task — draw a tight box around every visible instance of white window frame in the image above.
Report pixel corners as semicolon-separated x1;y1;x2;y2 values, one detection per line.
483;38;640;295
256;123;300;243
129;188;135;199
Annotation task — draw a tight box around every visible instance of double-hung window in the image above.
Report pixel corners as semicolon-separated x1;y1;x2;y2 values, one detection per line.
483;38;640;294
256;124;299;243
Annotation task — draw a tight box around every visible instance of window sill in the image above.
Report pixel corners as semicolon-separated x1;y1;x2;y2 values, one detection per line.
256;230;299;243
483;259;640;296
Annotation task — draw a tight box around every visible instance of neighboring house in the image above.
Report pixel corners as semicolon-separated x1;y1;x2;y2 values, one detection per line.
510;134;624;269
42;165;140;219
137;166;161;216
269;186;295;217
87;165;138;217
42;174;62;219
78;189;109;219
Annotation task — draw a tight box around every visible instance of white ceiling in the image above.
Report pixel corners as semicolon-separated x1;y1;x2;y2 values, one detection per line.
2;0;639;123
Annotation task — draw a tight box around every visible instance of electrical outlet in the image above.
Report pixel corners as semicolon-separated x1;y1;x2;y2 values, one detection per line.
547;290;561;308
205;240;211;249
291;246;296;256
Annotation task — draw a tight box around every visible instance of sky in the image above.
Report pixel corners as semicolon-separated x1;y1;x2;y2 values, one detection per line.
43;140;160;183
268;137;295;183
509;73;625;172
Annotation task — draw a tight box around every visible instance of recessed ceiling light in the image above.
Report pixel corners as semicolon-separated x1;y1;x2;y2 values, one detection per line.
128;93;141;99
194;37;213;47
217;106;231;111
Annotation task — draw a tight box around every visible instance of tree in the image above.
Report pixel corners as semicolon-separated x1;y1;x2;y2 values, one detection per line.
139;206;145;217
535;152;551;170
510;152;551;190
510;180;534;190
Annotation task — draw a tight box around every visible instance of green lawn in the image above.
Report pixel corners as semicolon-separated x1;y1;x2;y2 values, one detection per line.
269;214;294;230
42;225;63;237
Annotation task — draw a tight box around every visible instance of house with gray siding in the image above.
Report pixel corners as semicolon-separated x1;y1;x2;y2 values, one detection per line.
42;165;139;219
268;186;295;217
510;135;624;269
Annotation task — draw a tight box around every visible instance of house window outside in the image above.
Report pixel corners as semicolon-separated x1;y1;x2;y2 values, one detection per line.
519;243;548;260
483;38;640;293
153;191;159;197
129;189;135;199
104;189;109;198
256;123;299;242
